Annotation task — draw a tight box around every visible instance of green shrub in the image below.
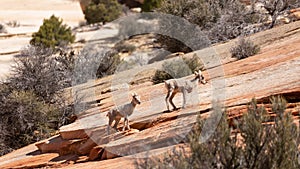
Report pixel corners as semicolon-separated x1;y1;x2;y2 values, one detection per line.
152;69;172;84
84;0;122;24
0;89;58;156
152;54;204;84
239;97;299;168
135;96;300;169
0;46;78;156
158;0;266;44
231;38;260;60
30;15;75;48
158;0;220;28
141;0;163;12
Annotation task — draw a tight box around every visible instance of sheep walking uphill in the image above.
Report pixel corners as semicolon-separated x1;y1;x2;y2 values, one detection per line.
107;93;141;134
165;70;206;111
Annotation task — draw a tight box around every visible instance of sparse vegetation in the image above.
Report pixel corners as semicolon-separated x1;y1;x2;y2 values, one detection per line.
158;0;267;44
0;89;58;156
71;45;121;84
231;38;260;60
141;0;163;12
259;0;300;28
152;70;172;85
207;1;267;43
158;0;300;45
11;46;73;102
84;0;122;24
136;96;300;169
138;0;300;51
30;15;75;48
0;46;76;156
152;55;204;84
158;0;220;28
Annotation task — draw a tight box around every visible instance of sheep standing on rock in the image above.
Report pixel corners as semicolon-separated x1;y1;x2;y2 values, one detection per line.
107;93;141;134
165;70;206;111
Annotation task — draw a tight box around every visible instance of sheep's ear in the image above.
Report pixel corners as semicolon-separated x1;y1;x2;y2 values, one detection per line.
132;92;137;97
194;71;198;75
198;70;202;74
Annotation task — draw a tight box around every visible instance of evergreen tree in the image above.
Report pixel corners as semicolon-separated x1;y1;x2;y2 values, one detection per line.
30;15;75;48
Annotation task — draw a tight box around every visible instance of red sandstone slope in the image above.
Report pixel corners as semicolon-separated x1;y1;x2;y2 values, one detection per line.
0;21;300;169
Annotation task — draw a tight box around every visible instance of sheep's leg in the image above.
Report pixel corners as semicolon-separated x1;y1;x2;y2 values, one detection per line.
122;117;127;131
107;116;114;134
182;89;187;109
122;116;130;131
169;92;178;111
165;90;171;111
126;116;131;130
113;118;121;131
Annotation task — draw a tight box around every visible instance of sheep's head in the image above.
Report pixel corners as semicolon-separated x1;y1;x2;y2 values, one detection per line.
194;70;206;84
132;93;141;105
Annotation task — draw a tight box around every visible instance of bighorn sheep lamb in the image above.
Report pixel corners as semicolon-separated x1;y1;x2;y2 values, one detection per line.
165;70;206;111
107;93;141;134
